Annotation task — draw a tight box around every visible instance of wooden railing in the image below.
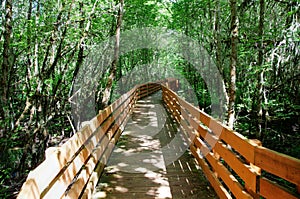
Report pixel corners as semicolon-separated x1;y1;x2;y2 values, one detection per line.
18;79;299;199
162;85;300;199
17;82;165;199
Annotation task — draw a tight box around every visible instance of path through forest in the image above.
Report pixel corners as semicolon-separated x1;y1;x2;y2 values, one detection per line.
92;92;217;198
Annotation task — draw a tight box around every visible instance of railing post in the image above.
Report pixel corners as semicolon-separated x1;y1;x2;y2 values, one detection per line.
246;139;262;199
212;150;220;179
147;83;149;96
176;79;179;91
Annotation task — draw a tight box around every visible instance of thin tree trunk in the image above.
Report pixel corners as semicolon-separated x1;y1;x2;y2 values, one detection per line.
214;0;229;119
256;0;265;139
73;1;85;84
101;0;124;108
26;0;33;76
34;0;40;76
72;0;99;84
228;0;238;129
0;0;13;117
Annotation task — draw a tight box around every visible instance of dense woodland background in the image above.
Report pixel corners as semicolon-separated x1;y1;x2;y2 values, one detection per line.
0;0;299;197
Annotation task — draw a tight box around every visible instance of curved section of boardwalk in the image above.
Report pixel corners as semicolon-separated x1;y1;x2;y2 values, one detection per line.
92;92;217;199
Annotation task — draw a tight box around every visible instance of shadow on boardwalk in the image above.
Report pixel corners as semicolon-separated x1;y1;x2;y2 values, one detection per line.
92;92;217;199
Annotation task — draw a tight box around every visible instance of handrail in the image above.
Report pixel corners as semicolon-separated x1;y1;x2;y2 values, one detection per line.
17;82;164;199
162;85;300;199
18;79;299;199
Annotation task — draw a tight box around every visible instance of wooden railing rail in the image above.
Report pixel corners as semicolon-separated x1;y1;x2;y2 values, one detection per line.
18;79;298;199
162;85;300;199
17;82;163;199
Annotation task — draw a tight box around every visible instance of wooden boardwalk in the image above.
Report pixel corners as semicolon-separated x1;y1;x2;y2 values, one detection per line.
17;81;300;199
92;93;217;199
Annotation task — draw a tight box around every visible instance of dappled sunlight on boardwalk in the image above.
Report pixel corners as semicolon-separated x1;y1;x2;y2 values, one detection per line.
17;81;299;199
92;93;217;198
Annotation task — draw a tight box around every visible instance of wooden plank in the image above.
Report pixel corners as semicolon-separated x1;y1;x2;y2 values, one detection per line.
82;161;106;199
17;157;59;199
164;78;179;91
108;92;133;125
18;83;148;199
91;104;132;165
213;142;258;192
44;85;136;198
147;87;160;95
82;92;134;197
107;89;133;113
162;85;260;198
85;115;101;132
43;126;96;198
137;92;151;99
101;87;134;131
178;124;194;147
162;98;175;118
187;109;258;192
148;87;156;92
136;84;161;99
163;86;222;138
164;90;181;111
190;146;231;199
163;102;180;124
17;178;40;199
162;94;180;119
163;86;257;162
137;88;148;94
96;86;135;125
178;98;256;162
164;87;179;103
193;133;254;198
99;84;136;119
254;146;300;186
205;152;253;199
82;152;113;199
189;116;218;147
219;127;256;163
62;137;112;199
86;90;132;170
66;96;134;198
180;106;191;123
194;137;211;157
177;114;197;144
177;95;212;127
43;140;77;179
38;125;92;198
96;108;112;126
63;96;133;199
259;177;299;199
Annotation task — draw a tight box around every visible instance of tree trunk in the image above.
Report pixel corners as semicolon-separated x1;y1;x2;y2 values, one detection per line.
26;0;33;75
72;0;99;85
0;0;13;118
256;0;265;139
214;0;229;120
34;1;40;76
101;0;124;108
228;0;238;129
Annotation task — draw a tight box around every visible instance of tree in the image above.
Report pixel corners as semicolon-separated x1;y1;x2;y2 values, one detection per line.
0;0;13;120
228;0;238;129
101;0;124;108
255;0;266;139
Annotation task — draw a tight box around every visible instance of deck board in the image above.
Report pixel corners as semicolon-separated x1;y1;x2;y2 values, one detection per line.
92;92;217;199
